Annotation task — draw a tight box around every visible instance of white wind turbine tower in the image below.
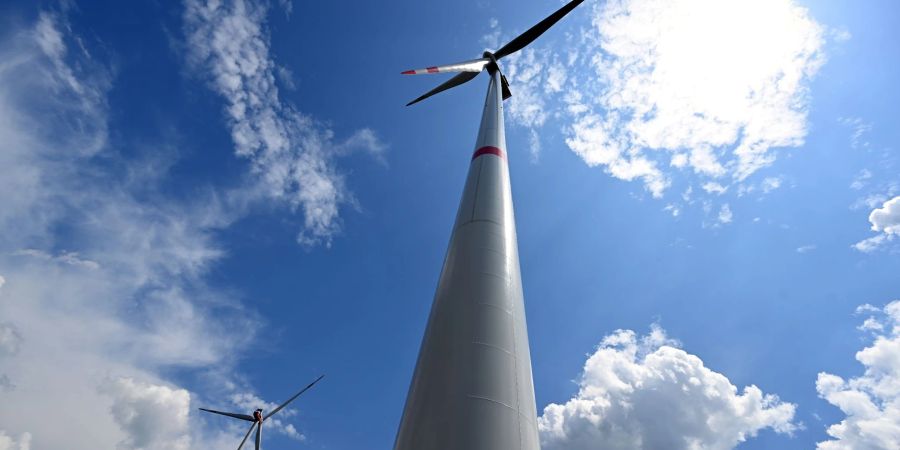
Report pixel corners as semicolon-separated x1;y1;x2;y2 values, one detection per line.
395;1;585;449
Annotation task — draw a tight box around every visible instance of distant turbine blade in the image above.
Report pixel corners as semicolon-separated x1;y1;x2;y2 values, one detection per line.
494;0;585;59
401;58;490;75
264;375;325;420
237;422;257;450
255;421;262;450
199;408;255;422
406;71;480;106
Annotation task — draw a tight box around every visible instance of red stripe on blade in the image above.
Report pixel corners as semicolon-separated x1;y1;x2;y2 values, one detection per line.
472;146;506;161
401;70;416;75
426;67;439;73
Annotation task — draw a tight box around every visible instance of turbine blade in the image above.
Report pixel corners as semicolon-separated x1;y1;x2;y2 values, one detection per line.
264;375;325;420
255;421;262;450
199;408;255;422
500;73;512;100
494;0;585;59
401;58;489;75
237;422;257;450
406;71;480;106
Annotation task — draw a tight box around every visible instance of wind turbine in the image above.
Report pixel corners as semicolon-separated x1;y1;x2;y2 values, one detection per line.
396;1;585;450
199;375;324;450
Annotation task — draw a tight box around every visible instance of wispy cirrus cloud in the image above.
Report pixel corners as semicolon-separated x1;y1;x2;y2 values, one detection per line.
0;11;254;448
182;0;386;246
838;116;873;150
539;325;798;450
0;6;329;448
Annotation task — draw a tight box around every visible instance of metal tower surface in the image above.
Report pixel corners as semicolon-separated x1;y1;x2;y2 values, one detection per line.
394;68;539;450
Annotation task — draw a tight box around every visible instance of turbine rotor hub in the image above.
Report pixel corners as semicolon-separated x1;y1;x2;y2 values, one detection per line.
482;51;500;74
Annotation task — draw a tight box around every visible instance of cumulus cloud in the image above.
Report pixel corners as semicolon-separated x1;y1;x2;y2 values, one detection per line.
499;0;824;206
183;0;385;246
870;197;900;235
100;377;192;450
0;431;31;450
853;196;900;253
538;325;798;450
817;301;900;449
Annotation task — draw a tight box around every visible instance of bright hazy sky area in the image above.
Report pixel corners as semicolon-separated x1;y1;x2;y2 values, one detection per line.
1;0;899;449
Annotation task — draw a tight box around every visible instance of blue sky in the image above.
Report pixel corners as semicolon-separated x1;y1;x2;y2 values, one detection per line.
0;0;899;449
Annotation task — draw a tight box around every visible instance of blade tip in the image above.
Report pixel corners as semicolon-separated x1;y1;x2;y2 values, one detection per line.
401;70;415;75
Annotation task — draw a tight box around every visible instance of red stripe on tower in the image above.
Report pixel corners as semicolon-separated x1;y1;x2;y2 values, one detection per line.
471;146;506;160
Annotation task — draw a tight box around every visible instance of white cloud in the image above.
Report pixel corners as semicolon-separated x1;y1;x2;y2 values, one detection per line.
0;5;348;449
567;113;669;197
718;203;734;225
850;169;873;190
830;27;852;43
797;245;817;254
276;64;296;90
11;249;100;270
481;17;501;50
817;300;900;449
528;129;542;162
0;324;21;356
489;23;581;161
504;48;551;129
100;377;192;450
183;0;385;246
277;0;293;17
852;234;891;254
663;203;680;217
853;191;897;212
761;177;783;194
870;197;900;235
539;325;798;450
503;0;824;205
334;128;388;163
839;117;873;150
0;10;258;449
703;182;728;195
853;196;900;253
0;431;31;450
225;390;306;440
